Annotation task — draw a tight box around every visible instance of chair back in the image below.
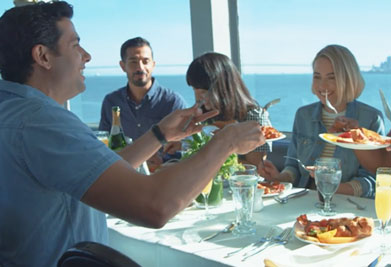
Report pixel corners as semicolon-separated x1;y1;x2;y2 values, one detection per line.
57;241;140;267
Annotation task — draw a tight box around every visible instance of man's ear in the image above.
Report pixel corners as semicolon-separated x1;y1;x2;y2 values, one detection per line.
119;60;126;72
31;44;52;70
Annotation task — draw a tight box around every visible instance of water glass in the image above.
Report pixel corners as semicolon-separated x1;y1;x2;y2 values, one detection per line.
375;167;391;254
314;157;342;216
234;164;257;176
229;173;258;235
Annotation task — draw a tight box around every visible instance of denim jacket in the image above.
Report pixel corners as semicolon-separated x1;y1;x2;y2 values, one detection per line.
284;100;385;198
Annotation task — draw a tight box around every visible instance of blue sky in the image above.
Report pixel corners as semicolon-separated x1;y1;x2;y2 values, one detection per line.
0;0;390;74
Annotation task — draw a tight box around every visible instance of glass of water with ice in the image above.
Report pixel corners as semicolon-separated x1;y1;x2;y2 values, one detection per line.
229;172;258;235
314;157;342;216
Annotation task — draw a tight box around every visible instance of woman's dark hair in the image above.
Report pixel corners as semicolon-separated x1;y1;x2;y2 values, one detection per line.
0;1;73;83
186;52;256;121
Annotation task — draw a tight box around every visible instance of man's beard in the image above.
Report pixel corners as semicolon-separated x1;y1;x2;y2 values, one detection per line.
131;71;150;87
131;78;149;87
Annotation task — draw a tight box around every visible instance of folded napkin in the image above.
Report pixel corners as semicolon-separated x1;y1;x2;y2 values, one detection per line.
263;244;378;267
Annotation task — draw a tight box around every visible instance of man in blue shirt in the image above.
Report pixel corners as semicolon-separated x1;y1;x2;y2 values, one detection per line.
0;2;265;266
99;37;186;169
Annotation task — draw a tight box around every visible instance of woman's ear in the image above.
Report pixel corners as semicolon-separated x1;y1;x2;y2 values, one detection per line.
31;44;52;70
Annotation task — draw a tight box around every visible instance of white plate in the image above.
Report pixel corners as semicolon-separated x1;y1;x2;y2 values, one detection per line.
266;134;286;142
319;133;391;150
293;214;375;248
261;182;292;197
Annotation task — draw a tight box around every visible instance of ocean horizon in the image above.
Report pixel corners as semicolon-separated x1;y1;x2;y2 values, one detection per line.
71;73;391;132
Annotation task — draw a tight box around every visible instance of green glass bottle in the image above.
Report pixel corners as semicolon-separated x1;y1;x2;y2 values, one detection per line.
108;106;127;151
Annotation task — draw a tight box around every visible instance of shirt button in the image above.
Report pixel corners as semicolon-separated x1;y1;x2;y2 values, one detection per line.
137;124;141;127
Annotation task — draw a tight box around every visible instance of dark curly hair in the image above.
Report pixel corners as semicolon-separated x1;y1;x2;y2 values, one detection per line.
0;1;73;83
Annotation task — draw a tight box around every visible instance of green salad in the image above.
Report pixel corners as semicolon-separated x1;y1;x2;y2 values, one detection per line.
182;132;244;179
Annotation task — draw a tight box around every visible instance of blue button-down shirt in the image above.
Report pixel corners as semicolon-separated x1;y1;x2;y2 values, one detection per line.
284;100;385;198
99;78;186;140
0;80;121;266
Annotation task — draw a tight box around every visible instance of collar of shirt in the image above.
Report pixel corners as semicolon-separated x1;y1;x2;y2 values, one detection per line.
0;80;60;107
124;77;160;105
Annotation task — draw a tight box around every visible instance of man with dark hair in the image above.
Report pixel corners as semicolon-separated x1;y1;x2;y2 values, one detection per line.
99;37;186;169
0;1;264;266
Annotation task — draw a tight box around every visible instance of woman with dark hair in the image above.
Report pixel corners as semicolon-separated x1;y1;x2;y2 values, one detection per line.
186;52;271;172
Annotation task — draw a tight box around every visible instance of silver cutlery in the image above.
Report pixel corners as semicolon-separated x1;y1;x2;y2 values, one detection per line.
325;90;338;114
274;189;309;204
379;88;391;122
260;98;281;118
200;222;235;242
182;99;206;132
224;227;275;258
347;197;366;210
284;156;309;173
242;227;292;261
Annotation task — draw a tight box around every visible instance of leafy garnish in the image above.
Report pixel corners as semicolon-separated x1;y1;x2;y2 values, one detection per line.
182;132;243;179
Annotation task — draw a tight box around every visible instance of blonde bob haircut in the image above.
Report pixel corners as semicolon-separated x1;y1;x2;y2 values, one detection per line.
312;44;364;106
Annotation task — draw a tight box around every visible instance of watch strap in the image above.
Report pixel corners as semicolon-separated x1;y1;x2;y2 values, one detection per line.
151;124;167;145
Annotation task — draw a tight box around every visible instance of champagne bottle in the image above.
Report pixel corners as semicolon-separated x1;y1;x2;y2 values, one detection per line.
108;106;127;151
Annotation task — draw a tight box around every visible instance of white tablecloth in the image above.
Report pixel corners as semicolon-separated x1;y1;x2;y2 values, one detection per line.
108;189;391;266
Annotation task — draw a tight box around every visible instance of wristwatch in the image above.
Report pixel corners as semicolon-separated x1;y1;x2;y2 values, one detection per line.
151;124;167;145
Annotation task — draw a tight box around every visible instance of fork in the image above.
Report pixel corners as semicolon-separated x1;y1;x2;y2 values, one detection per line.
325;90;338;114
182;99;206;132
284;156;309;173
242;227;292;261
347;197;366;210
224;228;275;258
379;88;391;122
200;222;235;242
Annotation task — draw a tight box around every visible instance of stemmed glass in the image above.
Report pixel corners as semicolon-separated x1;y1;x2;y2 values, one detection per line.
201;178;213;219
375;167;391;254
314;157;342;216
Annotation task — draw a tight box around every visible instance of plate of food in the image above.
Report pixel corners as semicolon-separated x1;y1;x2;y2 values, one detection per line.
262;126;286;142
294;214;375;247
257;181;292;197
319;127;391;150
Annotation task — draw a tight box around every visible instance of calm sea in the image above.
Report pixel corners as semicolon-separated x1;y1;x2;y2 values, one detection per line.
71;73;391;131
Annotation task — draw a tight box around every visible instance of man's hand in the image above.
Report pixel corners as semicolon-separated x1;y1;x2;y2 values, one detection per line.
329;116;358;133
158;104;219;142
215;121;266;155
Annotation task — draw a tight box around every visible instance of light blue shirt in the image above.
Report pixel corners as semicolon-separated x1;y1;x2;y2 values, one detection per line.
0;80;121;266
284;100;385;198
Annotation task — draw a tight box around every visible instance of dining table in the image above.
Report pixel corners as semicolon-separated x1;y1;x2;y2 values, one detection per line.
107;187;391;267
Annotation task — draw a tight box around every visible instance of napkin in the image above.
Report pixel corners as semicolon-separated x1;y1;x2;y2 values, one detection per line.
263;244;378;267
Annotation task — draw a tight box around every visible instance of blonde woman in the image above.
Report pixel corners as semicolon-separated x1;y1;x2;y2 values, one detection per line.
261;44;385;198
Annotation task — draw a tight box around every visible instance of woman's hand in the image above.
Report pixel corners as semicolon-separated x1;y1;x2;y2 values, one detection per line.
306;166;315;178
163;141;182;155
258;159;280;181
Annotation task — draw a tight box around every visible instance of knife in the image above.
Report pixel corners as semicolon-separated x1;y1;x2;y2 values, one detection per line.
379;89;391;122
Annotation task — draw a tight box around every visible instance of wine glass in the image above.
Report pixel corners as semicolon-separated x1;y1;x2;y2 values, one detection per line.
201;178;213;219
375;167;391;254
314;157;342;216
